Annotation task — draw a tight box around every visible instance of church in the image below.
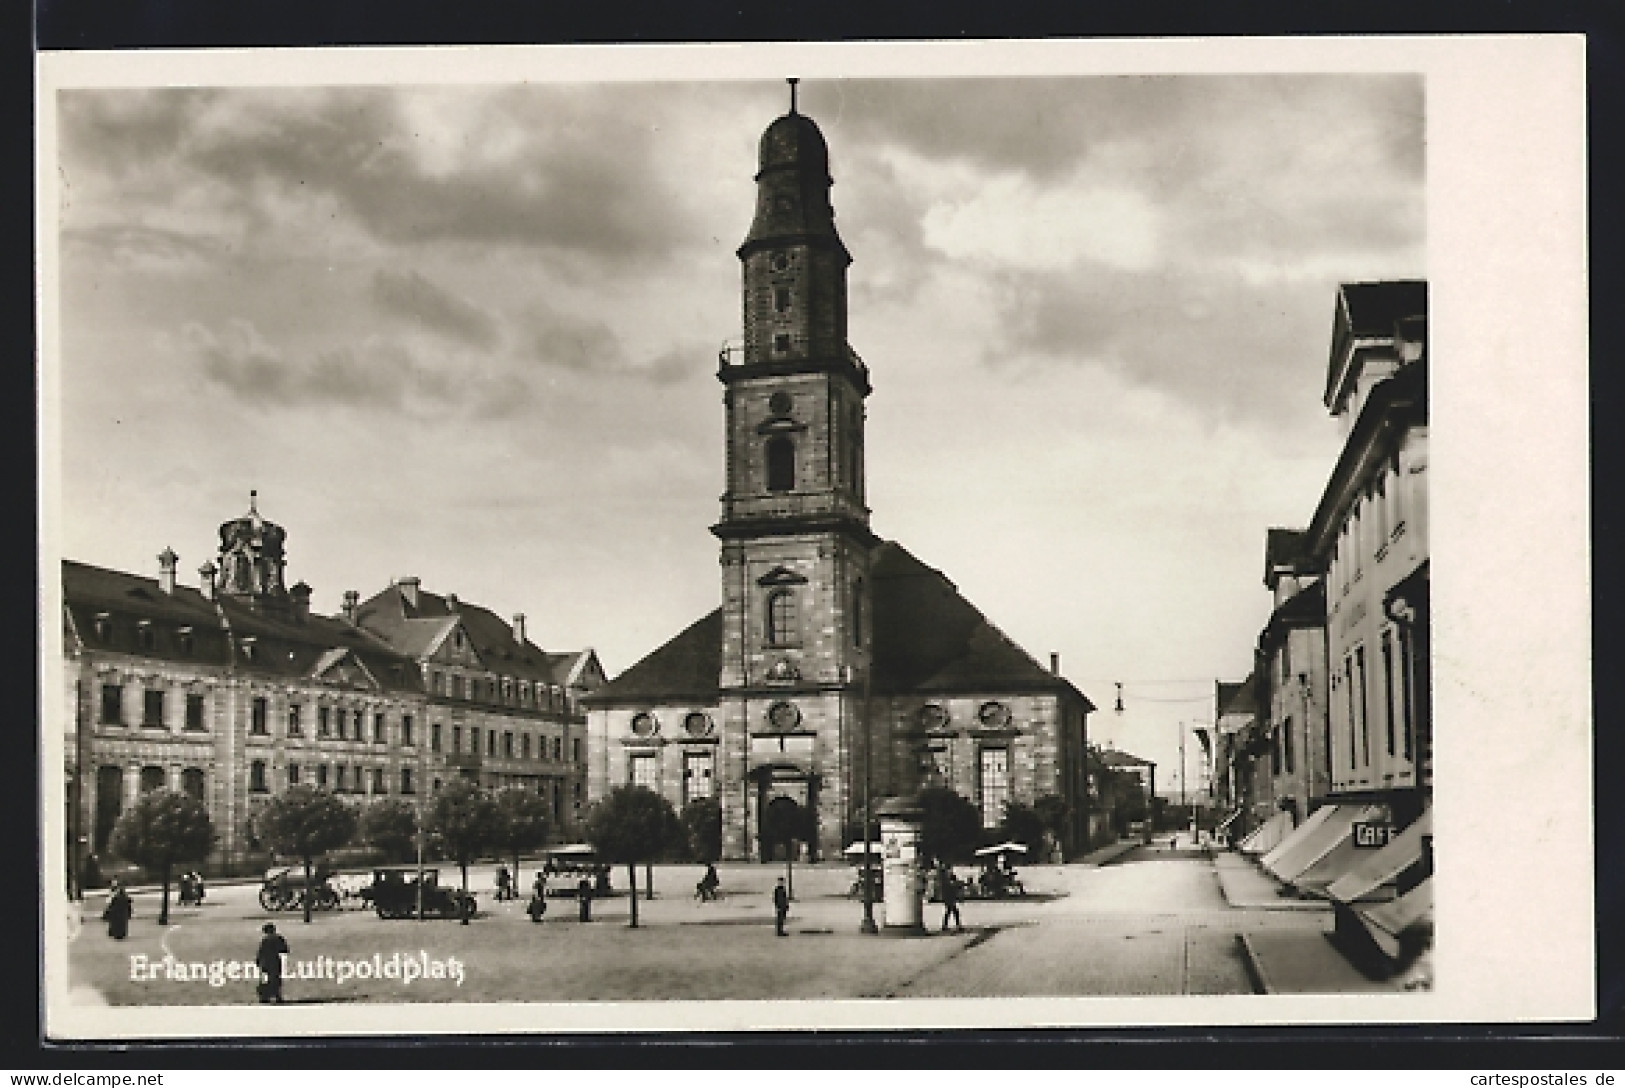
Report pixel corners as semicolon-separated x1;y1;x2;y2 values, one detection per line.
582;91;1095;863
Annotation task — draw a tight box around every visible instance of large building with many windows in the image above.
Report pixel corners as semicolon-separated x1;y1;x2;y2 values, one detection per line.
583;97;1094;863
62;497;602;880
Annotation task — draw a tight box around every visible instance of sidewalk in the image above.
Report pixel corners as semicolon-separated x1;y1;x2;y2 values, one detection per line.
1238;928;1406;994
1078;838;1143;867
1211;850;1327;911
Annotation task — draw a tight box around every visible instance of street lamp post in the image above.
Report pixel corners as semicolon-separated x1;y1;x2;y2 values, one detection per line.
857;663;877;935
1179;722;1188;842
415;801;426;923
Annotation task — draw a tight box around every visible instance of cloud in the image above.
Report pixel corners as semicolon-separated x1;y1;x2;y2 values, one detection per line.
370;269;500;349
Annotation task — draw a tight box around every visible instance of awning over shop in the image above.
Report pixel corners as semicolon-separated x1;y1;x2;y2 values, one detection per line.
1294;805;1390;894
1353;876;1433;961
1327;810;1433;904
1260;803;1377;883
1239;810;1293;856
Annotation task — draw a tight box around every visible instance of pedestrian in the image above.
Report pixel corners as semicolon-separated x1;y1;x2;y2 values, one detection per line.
526;887;548;923
256;923;289;1004
696;863;719;902
939;866;963;933
533;871;547;900
577;875;592;922
773;877;790;937
102;879;132;940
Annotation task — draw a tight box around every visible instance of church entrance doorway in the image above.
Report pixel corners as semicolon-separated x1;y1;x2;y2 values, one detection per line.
755;769;819;863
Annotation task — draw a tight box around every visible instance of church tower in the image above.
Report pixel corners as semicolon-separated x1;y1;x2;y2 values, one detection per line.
713;83;876;861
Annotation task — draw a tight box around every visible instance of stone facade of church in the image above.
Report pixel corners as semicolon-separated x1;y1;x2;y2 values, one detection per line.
584;101;1094;863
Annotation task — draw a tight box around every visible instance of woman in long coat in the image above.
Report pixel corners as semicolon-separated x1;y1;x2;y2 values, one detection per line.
103;880;133;940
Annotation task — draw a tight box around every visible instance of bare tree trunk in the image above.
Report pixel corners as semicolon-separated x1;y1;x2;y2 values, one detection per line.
627;863;639;928
159;861;172;926
645;862;653;902
302;856;313;924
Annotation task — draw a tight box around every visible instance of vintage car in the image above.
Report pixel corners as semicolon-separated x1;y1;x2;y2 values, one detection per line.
539;845;613;897
259;865;341;913
361;866;476;920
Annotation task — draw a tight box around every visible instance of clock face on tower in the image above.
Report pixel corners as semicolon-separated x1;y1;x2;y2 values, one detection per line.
770;250;791;272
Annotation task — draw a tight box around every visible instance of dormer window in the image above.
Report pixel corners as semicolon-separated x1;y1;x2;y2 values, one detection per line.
136;621;156;653
240;637;257;662
93;613;111;642
177;626;195;656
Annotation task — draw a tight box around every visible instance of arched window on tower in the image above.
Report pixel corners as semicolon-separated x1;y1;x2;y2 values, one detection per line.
766;589;798;648
852;578;865;648
766;436;796;492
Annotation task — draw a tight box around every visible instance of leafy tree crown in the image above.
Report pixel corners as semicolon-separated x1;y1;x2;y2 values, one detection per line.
110;790;216;871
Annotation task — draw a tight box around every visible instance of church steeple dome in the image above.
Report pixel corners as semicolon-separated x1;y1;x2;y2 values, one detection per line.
740;81;846;261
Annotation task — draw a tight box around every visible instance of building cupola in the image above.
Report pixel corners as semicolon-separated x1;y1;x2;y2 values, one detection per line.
213;490;290;611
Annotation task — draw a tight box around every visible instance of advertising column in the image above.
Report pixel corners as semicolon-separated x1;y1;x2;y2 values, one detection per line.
877;796;924;931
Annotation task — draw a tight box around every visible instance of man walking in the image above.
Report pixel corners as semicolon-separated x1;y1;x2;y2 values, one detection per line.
256;923;289;1004
772;877;790;937
577;875;593;922
939;866;963;933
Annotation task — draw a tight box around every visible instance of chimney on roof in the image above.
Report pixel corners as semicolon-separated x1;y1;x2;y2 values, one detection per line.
158;547;178;595
446;593;459;613
397;576;420;609
1050;652;1061;676
290;582;312;621
342;590;359;623
198;560;217;600
513;613;527;645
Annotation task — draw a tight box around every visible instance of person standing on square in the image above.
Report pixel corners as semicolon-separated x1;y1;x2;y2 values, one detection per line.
773;877;790;937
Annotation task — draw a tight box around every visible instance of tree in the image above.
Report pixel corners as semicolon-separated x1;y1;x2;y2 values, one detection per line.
585;785;681;927
492;788;551;889
360;799;419;864
681;797;723;863
108;790;215;926
257;786;359;924
915;786;981;866
426;779;499;909
998;800;1047;858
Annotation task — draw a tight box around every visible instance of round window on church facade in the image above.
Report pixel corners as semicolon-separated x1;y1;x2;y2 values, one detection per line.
917;704;949;730
684;711;713;737
977;701;1011;728
630;712;659;737
769;391;793;416
767;701;801;730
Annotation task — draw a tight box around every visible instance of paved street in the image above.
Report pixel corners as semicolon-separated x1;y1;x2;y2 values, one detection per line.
65;843;1352;1005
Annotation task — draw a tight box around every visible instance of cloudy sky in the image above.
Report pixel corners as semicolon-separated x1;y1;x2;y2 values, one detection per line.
49;70;1425;788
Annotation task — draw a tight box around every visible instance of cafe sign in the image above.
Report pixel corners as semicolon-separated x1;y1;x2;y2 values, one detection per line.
1352;820;1393;848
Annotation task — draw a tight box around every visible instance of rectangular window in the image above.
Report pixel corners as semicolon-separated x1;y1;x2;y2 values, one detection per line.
553;736;563;762
629;753;658;790
336;765;347;791
1355;646;1370;766
1270;725;1282;777
251;697;269;735
374;712;386;744
250;760;267;792
487;730;497;757
573;738;582;764
1281;635;1293;686
978;748;1010;829
185;693;206;732
432;672;444;696
552;780;562;822
453;675;465;699
353;709;364;739
1283;715;1295;774
452;725;462;754
1399;627;1415;762
316;764;328;788
774;286;791;313
288;763;300;786
1345;657;1358;770
318;706;331;737
1381;630;1397;758
683;751;715;804
431;723;442;753
522;734;531;759
373;767;385;794
401;767;415;795
143;689;165;728
287;704;302;736
503;732;514;758
100;684;123;725
401;715;414;748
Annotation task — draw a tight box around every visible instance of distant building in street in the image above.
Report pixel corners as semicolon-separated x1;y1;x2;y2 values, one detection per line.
62;497;602;879
584;96;1094;863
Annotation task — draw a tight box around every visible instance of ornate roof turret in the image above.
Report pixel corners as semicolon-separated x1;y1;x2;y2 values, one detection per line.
213;489;290;609
740;80;845;259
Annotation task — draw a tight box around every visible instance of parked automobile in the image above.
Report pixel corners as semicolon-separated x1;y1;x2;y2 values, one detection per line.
360;866;476;920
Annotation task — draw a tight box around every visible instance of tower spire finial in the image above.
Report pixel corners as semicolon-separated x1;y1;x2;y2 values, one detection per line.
249;488;258;514
788;77;799;115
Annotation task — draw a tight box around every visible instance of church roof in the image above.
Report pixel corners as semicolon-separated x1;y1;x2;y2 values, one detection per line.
586;541;1093;710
